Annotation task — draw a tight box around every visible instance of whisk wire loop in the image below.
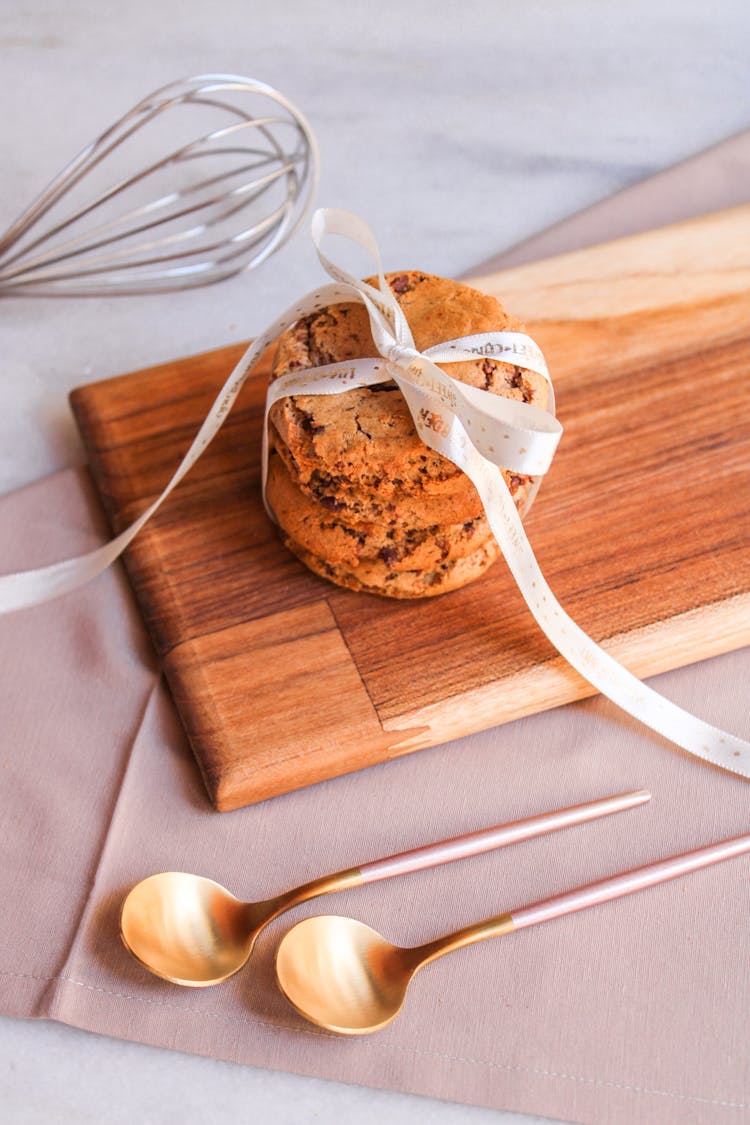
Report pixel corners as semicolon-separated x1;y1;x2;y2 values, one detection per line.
0;73;318;296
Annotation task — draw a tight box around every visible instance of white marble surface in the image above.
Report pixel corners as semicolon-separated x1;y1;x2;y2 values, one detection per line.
1;1;749;1122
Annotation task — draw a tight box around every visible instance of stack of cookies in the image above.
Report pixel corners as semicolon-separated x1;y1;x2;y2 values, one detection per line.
266;270;548;598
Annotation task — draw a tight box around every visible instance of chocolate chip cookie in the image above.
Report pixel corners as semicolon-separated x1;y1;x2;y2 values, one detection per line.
267;270;547;597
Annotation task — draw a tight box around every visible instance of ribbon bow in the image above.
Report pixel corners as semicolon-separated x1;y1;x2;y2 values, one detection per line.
262;209;561;522
1;208;748;781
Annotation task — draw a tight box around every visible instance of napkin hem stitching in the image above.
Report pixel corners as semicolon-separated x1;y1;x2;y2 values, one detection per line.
1;968;745;1111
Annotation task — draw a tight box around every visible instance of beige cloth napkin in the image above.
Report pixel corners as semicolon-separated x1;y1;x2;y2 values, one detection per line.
1;131;749;1125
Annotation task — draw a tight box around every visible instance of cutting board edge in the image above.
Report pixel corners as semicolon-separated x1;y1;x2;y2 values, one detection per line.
160;599;431;811
166;589;750;809
467;202;750;320
388;592;750;740
69;340;251;406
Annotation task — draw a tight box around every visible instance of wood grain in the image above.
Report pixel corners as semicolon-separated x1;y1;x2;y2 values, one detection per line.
70;204;750;810
164;602;427;810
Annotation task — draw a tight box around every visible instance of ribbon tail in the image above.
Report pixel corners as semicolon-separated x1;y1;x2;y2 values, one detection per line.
401;385;750;781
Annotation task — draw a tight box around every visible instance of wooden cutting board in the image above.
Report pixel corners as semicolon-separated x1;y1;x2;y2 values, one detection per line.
71;204;750;811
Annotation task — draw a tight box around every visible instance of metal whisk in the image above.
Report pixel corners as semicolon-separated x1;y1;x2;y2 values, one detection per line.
0;74;319;297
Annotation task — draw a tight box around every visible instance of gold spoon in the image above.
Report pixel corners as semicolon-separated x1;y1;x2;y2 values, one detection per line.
120;790;648;985
275;830;750;1035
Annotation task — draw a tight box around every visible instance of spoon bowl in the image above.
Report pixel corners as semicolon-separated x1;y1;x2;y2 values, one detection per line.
275;915;413;1035
274;911;513;1035
120;872;262;986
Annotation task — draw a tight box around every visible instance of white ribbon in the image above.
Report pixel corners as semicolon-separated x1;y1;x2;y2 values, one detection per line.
1;208;748;781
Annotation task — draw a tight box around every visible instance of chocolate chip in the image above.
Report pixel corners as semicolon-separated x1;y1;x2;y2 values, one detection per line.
299;410;325;436
379;546;399;565
319;494;346;512
390;274;412;294
482;359;497;389
508;367;534;403
313;310;338;329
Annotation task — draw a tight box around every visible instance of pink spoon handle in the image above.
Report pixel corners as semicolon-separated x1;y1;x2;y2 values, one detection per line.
511;831;750;929
358;789;650;884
